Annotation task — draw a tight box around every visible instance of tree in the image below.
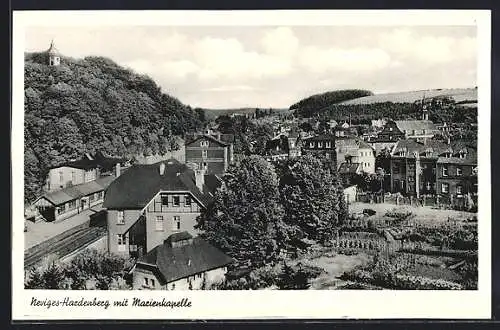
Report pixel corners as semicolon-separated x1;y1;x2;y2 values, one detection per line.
196;155;293;267
276;154;347;243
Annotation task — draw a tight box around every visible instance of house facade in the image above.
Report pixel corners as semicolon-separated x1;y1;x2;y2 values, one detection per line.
32;175;116;222
394;120;438;143
336;137;376;174
132;232;233;290
185;134;233;176
389;139;450;197
301;134;337;168
103;159;221;258
45;152;128;193
264;132;301;161
435;144;477;208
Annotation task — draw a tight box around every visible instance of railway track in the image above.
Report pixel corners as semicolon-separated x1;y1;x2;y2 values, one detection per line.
24;226;107;270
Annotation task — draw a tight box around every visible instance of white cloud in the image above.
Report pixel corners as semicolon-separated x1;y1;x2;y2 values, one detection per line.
193;36;292;81
298;46;392;73
380;28;476;64
161;60;199;79
201;85;260;92
261;27;299;57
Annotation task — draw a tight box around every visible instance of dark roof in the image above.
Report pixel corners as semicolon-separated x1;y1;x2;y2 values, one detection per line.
38;175;116;206
137;234;234;284
49;152;127;170
338;162;361;174
203;174;223;195
265;135;290;154
185;134;230;147
336;137;373;150
102;159;213;209
303;134;336;142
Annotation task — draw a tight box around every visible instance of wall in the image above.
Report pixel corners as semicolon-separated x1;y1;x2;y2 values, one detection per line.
144;193;202;252
133;266;227;290
357;148;376;174
47;167;85;192
185;137;228;176
107;209;142;255
343;185;357;204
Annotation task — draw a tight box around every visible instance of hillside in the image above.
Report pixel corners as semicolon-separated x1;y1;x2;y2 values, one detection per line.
24;52;205;203
202;107;291;121
340;88;477;106
289;90;374;117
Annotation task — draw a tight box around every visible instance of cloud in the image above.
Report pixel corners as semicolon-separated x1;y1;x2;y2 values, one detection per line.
161;60;199;79
298;46;392;73
193;36;292;81
201;85;260;92
379;28;476;64
261;27;299;57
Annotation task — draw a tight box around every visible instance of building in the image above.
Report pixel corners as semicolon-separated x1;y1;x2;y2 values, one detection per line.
264;131;301;161
371;119;387;130
132;232;233;290
45;152;128;193
47;40;61;66
394;120;438;143
343;184;358;205
336;137;376;174
185;132;234;176
389;139;450;197
436;142;477;208
301;134;337;167
32;174;116;222
102;159;222;258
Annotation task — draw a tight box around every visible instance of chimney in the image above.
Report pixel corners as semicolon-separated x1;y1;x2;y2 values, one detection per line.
159;162;166;175
115;163;121;177
195;169;205;191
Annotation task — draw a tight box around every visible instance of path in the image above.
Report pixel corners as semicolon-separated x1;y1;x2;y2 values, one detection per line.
24;204;104;250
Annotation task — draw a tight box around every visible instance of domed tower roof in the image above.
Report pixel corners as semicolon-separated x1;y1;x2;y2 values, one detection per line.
47;40;60;56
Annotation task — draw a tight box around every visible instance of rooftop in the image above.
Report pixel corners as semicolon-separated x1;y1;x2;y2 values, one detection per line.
137;233;234;284
102;159;219;209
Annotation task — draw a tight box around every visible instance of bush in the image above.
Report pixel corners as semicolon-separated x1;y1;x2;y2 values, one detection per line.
363;209;376;216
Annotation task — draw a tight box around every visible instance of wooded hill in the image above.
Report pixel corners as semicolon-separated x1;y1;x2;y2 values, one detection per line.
24;52;205;203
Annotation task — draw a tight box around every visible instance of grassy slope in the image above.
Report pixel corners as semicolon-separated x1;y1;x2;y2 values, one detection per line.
339;88;477;105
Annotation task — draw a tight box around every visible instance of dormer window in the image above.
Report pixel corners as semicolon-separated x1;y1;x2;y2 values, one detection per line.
425;148;433;157
459;150;467;159
200;141;209;148
318;142;323;148
325;142;331;148
309;142;314;148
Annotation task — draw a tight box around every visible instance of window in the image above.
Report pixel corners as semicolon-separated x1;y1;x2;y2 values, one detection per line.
184;195;191;206
161;195;169;206
200;140;209;147
171;283;176;290
59;171;64;183
441;183;449;194
57;204;66;214
456;167;463;176
456;185;463;195
156;216;164;231
442;166;448;177
318;142;323;148
173;216;181;230
117;211;125;225
89;194;95;202
173;196;180;206
325;142;331;148
202;150;208;159
309;142;314;148
144;278;149;286
68;200;76;209
71;171;75;183
151;279;155;287
426;182;432;191
117;234;127;252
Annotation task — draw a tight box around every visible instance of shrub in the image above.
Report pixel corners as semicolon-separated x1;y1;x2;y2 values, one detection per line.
363;209;376;216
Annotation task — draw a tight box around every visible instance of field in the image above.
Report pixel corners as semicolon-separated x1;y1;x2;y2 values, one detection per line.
349;202;476;225
339;88;477;105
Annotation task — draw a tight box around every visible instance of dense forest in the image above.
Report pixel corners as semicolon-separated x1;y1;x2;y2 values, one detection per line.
24;52;205;203
290;89;373;117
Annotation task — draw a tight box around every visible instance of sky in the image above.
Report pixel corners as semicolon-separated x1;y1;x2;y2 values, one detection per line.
25;26;477;109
